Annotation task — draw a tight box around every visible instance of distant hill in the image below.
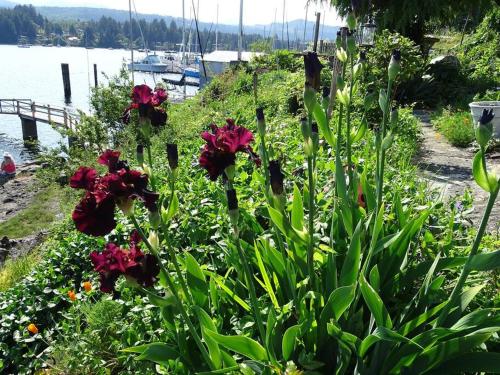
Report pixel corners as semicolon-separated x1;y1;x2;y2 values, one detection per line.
36;6;340;41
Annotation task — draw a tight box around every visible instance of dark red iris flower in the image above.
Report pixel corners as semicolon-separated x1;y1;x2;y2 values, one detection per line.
199;119;261;181
72;192;117;237
70;166;98;190
98;149;121;172
122;84;168;127
69;150;159;237
90;233;160;293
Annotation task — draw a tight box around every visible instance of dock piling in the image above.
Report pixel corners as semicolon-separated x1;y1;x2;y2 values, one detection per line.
94;64;98;87
61;63;72;103
20;116;38;142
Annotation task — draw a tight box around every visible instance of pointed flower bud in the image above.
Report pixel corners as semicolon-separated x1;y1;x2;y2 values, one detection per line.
166;143;179;170
268;160;284;196
304;51;323;91
476;109;495;148
479;108;495;126
148;231;160;251
388;49;401;81
136;144;144;165
336;47;348;63
256;107;266;136
226;189;239;229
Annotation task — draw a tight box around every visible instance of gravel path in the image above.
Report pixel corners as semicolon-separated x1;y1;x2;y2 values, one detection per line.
413;110;500;233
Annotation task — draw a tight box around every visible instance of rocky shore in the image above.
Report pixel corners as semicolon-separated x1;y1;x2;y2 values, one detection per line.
0;162;44;267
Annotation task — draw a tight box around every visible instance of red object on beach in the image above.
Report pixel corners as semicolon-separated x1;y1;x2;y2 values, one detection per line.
2;161;15;174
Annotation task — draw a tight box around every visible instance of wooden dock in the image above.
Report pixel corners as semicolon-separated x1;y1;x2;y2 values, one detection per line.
0;99;79;141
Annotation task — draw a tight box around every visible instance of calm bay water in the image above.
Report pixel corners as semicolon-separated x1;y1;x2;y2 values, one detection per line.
0;45;196;163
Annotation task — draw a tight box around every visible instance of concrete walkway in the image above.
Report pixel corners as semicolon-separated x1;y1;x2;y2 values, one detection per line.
413;110;500;233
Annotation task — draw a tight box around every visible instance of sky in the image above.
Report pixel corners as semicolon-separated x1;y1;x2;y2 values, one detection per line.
13;0;343;26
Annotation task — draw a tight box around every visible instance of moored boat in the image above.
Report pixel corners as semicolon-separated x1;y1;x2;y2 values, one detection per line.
127;54;169;73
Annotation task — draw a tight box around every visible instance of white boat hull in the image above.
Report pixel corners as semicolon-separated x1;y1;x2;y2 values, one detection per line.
128;63;169;73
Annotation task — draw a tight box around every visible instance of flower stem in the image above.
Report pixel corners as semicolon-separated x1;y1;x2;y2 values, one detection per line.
234;235;267;346
130;215;215;370
307;152;316;290
376;79;393;211
346;54;355;191
435;185;499;327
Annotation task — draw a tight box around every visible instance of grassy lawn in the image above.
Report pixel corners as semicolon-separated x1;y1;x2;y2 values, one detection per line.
0;184;75;239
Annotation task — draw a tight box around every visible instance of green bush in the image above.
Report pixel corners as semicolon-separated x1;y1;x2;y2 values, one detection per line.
457;8;500;92
433;109;475;147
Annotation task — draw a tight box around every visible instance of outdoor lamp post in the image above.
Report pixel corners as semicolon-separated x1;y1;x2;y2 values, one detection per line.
357;18;376;47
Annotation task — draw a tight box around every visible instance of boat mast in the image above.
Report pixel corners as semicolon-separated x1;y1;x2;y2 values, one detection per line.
238;0;243;61
281;0;285;48
303;3;309;50
182;0;186;64
129;0;134;83
215;2;219;51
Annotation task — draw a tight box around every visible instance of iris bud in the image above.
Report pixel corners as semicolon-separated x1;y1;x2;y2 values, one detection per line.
268;160;285;196
148;231;160;251
476;109;494;149
256;107;266;136
226;189;239;229
336;47;348;63
304;51;323;91
166;143;179;170
136;144;144;165
388;49;401;81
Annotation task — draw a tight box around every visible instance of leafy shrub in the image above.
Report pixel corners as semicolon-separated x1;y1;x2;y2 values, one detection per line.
457;8;500;92
249;50;302;73
49;298;159;374
433;109;475;147
365;30;425;94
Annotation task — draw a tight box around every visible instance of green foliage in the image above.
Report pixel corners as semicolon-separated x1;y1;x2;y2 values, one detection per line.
49;299;158;374
365;30;425;98
457;7;500;91
432;109;475;147
249;50;303;73
2;51;499;374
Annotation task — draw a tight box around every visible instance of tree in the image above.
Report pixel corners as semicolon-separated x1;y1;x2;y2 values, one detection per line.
326;0;497;45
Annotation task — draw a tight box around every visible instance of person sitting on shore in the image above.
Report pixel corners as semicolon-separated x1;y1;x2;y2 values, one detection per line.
0;152;16;182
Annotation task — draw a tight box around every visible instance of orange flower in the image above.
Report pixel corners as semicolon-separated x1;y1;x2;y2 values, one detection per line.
27;323;38;334
68;290;77;301
83;281;92;293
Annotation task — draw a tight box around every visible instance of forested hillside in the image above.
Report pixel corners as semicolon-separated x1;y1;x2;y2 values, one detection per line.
0;4;263;50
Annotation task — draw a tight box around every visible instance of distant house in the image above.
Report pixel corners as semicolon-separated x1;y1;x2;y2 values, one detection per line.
199;50;263;87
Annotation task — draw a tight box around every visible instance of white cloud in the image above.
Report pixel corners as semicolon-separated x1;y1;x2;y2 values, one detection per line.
15;0;343;26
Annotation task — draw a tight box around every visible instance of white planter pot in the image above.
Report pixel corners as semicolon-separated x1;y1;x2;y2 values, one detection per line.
469;101;500;139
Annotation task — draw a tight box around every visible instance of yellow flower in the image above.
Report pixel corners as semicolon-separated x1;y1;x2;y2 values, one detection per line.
27;323;38;334
83;281;92;293
68;290;77;301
